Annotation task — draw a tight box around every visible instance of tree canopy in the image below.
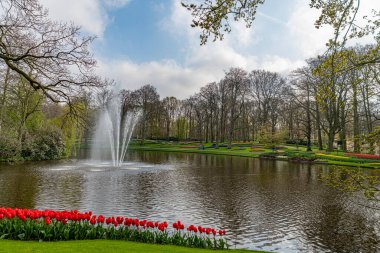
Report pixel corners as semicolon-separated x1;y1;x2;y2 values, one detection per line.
0;0;103;107
182;0;380;50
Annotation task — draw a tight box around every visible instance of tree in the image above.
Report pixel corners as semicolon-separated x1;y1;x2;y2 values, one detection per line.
222;68;249;146
248;70;287;139
131;85;160;144
182;0;379;50
199;83;219;142
162;97;180;138
182;0;265;45
290;70;314;151
0;0;103;117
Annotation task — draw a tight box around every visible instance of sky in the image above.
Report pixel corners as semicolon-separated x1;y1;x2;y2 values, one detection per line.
39;0;379;99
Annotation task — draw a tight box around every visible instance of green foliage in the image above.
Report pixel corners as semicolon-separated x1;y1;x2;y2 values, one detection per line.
0;135;20;161
257;125;287;146
285;151;317;159
21;127;66;160
361;126;380;154
319;166;380;202
182;0;265;45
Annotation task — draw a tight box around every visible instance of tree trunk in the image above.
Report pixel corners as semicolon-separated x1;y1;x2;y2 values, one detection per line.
306;83;312;152
315;102;323;150
352;83;360;152
327;131;335;151
0;67;10;134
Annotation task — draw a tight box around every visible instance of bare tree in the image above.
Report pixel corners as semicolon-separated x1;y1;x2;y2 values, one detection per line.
248;70;287;136
0;0;103;115
132;85;160;144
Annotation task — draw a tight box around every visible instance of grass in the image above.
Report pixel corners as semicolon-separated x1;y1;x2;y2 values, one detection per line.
0;240;265;253
128;141;380;169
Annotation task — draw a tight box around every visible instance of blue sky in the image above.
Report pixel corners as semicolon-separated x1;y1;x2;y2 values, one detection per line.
40;0;378;98
94;0;293;62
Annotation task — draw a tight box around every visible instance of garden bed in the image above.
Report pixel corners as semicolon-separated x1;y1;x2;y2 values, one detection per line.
0;207;227;250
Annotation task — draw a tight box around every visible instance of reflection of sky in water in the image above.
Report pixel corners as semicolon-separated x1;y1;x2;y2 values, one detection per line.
0;151;379;253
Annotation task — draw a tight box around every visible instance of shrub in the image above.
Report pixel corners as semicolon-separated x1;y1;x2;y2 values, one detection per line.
22;127;66;160
0;135;20;160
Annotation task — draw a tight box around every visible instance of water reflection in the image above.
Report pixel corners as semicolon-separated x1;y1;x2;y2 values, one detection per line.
0;151;379;252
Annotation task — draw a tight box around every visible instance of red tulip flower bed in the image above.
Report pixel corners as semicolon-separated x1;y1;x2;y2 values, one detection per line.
345;153;380;160
0;207;228;249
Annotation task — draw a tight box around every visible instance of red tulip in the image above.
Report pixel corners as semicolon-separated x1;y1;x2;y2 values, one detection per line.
116;216;124;224
45;217;51;225
97;215;105;223
90;217;96;225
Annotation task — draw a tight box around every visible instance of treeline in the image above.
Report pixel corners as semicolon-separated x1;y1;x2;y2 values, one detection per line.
117;45;380;153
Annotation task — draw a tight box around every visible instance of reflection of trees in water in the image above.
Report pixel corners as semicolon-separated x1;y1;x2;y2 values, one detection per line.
0;163;38;208
131;152;379;252
301;166;380;252
304;201;379;253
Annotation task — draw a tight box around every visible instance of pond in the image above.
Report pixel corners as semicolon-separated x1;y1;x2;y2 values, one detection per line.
0;151;379;253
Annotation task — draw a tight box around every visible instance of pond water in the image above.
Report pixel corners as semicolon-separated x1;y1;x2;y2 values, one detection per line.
0;151;379;252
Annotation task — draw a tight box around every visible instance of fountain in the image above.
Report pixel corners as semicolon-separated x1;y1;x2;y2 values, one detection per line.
91;96;141;167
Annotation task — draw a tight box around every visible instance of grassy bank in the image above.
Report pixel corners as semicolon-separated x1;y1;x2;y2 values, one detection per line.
129;141;380;169
0;240;265;253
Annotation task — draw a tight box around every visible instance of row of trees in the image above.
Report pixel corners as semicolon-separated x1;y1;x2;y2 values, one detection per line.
116;45;379;153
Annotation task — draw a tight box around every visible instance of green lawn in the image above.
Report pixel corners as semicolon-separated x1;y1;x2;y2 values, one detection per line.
128;141;380;169
0;240;266;253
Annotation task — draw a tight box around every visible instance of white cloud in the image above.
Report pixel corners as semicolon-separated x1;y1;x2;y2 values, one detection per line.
261;55;305;73
39;0;131;36
103;0;131;8
287;0;333;58
97;59;217;99
40;0;106;36
287;0;380;55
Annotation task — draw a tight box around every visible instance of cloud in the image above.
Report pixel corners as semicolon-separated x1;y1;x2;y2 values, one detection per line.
97;59;217;99
103;0;131;8
39;0;131;36
286;0;333;58
287;0;380;54
261;55;305;73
